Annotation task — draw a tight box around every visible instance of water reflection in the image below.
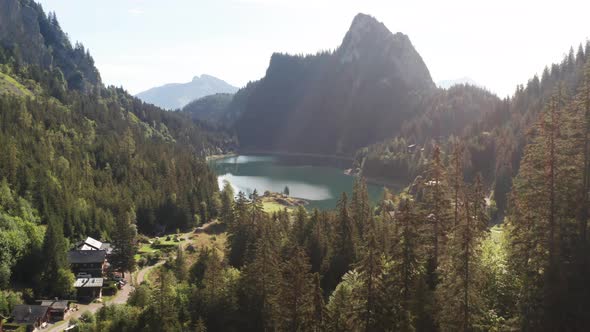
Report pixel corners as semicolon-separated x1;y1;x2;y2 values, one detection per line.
211;155;383;210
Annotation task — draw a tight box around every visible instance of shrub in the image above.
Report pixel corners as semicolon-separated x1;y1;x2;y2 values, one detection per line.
137;234;150;244
102;284;118;296
137;256;147;267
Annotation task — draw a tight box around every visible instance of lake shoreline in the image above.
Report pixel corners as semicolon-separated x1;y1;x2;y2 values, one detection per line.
206;152;237;162
210;153;387;210
262;192;309;211
237;149;354;162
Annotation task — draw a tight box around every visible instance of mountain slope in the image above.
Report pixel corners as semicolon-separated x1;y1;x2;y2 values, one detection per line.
181;80;259;128
358;43;590;220
0;0;101;93
0;0;227;263
137;74;238;110
181;93;233;125
235;13;436;155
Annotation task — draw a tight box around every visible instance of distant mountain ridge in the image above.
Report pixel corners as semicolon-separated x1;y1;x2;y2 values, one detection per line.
137;74;238;110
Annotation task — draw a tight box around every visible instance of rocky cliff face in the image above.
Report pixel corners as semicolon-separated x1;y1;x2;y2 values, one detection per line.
338;13;434;92
0;0;47;66
0;0;101;91
235;13;436;155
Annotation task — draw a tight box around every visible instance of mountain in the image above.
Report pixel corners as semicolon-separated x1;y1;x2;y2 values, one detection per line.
235;13;436;155
181;81;259;128
136;74;238;110
181;93;233;125
437;77;479;89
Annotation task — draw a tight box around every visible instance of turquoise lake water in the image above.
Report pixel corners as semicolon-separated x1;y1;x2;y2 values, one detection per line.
210;155;385;210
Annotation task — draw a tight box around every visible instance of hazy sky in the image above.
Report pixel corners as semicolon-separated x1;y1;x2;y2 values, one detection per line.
37;0;590;97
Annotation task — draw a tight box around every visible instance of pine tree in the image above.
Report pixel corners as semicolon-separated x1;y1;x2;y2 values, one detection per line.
572;61;590;328
449;141;465;227
327;192;355;292
110;209;137;276
175;245;188;282
356;228;382;332
220;180;234;225
42;216;71;296
351;178;371;241
507;86;579;330
147;270;180;331
291;206;308;247
421;145;453;287
436;175;488;331
195;317;207;332
279;248;315;332
241;219;281;331
394;199;422;323
326;270;363;331
227;191;253;268
249;189;265;222
203;249;224;302
311;273;326;331
307;209;330;275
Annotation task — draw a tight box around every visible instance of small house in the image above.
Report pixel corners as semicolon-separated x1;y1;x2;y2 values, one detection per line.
39;299;69;322
10;305;50;331
73;278;104;301
68;250;107;278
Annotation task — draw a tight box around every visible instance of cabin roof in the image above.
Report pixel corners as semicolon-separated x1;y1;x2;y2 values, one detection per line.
74;278;104;288
76;236;112;254
68;250;106;264
40;300;69;310
84;236;103;249
11;305;49;325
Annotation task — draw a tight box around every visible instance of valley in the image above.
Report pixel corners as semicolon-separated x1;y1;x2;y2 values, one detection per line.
1;1;590;331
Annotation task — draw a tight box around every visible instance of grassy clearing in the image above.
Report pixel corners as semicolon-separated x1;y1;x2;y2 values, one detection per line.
0;71;32;97
262;201;292;213
136;222;228;273
135;234;187;263
188;232;227;259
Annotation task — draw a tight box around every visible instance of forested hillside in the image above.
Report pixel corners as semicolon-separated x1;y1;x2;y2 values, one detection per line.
0;0;226;300
358;43;590;221
181;81;260;129
182;93;234;126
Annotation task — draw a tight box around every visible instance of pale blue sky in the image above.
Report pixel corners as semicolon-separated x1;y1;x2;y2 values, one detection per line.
37;0;590;96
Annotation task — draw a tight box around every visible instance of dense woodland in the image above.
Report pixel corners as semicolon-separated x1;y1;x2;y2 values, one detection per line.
0;0;225;314
64;120;590;330
358;44;590;221
1;1;590;331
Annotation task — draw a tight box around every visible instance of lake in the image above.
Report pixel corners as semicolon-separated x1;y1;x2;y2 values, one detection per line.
210;154;385;210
